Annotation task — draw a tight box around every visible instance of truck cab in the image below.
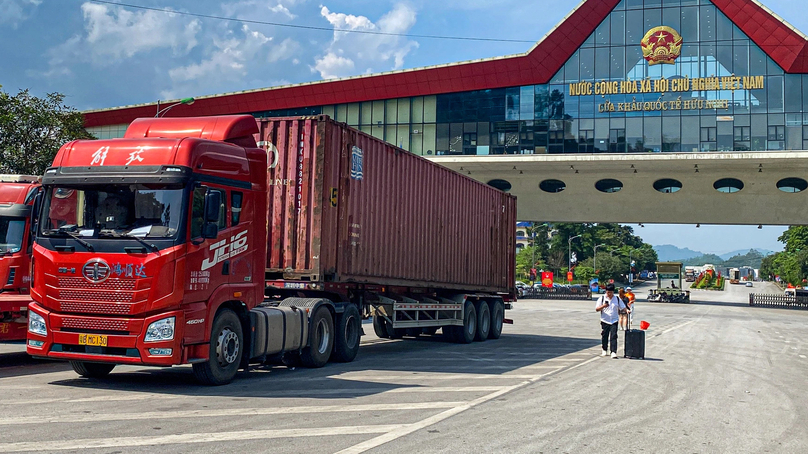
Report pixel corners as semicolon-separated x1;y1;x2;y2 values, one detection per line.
27;116;267;382
0;175;40;342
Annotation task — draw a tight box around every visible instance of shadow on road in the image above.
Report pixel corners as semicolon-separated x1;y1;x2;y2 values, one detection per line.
0;350;71;379
47;332;599;397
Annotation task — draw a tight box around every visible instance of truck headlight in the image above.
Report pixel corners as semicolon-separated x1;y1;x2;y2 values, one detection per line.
28;312;46;336
145;317;175;342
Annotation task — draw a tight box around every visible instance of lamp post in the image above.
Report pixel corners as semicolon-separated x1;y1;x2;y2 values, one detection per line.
593;243;606;281
629;248;639;284
568;234;582;275
155;97;195;117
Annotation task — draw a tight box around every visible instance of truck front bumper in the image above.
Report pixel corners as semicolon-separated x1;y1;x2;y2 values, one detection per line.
26;302;185;367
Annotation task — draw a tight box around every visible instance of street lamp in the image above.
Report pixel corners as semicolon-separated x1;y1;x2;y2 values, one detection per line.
155;97;195;117
568;234;582;274
629;248;639;284
609;247;619;257
593;243;606;280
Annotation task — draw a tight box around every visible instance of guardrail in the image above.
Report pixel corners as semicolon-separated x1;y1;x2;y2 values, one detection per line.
520;287;592;301
748;293;808;309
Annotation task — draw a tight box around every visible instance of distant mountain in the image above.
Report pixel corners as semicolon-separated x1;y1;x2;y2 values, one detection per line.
718;249;774;260
653;245;704;262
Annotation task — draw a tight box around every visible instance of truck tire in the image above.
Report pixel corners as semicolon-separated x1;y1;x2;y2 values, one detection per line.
372;314;391;338
333;304;361;362
456;300;477;344
474;301;491;341
301;306;334;368
193;309;243;386
70;361;115;378
488;300;504;339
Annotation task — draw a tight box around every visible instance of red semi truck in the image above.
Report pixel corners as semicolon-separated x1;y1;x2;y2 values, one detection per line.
27;115;516;385
0;175;40;342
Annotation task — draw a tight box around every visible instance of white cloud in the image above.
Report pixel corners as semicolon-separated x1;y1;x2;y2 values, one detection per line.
268;37;301;63
312;4;418;80
80;3;200;61
0;0;41;28
221;1;299;20
163;26;301;98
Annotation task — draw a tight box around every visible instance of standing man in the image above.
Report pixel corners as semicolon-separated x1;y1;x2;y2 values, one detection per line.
596;283;626;359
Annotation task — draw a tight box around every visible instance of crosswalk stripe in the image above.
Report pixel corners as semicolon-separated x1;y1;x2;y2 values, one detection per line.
0;425;406;452
0;402;464;426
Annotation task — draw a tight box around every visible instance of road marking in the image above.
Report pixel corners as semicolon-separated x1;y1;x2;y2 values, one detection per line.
0;402;464;426
0;425;406;452
333;373;539;381
0;384;511;406
335;355;600;454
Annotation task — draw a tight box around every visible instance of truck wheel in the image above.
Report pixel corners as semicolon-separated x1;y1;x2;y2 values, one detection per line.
70;361;115;378
333;304;361;362
474;301;491;341
193;309;243;386
488;300;504;339
372;314;391;338
456;301;477;344
301;306;334;368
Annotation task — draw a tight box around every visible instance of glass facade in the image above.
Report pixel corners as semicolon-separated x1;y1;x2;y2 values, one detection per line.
88;0;808;155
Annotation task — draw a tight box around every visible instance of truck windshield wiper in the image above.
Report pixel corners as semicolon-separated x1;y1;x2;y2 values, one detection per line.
56;228;94;252
123;233;158;253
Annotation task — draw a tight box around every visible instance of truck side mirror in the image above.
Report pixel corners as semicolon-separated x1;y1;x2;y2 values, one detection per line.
204;190;221;223
202;223;219;239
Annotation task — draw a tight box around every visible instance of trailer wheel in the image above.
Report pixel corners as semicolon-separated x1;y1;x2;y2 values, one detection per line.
193;309;243;386
372;314;391;338
333;304;361;362
488;300;504;339
474;301;491;341
301;306;334;368
456;300;477;344
70;361;115;378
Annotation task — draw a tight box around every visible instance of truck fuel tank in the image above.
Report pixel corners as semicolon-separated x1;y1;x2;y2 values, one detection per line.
249;306;308;359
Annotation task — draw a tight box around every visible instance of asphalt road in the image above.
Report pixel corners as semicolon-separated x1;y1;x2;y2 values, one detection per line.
1;281;807;453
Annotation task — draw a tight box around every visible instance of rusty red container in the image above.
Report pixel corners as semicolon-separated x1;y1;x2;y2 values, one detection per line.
257;116;516;294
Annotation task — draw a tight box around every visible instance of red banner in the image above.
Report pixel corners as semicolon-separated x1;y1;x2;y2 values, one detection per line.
541;272;554;288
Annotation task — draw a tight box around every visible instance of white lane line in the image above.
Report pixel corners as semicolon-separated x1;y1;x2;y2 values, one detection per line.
387;386;503;393
0;425;405;452
659;320;696;335
336;356;600;454
0;402;464;426
0;384;509;406
332;374;538;381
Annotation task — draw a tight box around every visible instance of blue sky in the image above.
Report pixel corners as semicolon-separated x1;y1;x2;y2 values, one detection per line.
0;0;801;253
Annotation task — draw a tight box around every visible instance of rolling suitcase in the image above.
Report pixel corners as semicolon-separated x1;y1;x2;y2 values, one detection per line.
624;317;645;359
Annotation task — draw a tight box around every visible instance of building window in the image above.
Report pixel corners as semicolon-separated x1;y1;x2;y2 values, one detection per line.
767;125;785;150
700;127;717;151
578;130;594;153
733;126;751;151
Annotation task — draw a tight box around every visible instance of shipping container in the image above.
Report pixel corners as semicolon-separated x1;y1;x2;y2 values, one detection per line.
258;116;516;294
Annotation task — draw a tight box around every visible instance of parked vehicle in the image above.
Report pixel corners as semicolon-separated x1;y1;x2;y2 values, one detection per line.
684;267;696;282
729;268;741;284
745;282;753;288
27;115;516;385
0;175;40;342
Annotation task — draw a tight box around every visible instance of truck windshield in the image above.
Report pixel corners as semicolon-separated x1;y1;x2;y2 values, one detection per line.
0;217;25;254
40;185;184;239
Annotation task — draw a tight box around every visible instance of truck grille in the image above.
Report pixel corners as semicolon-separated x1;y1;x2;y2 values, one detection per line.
59;289;134;303
61;317;129;332
60;301;133;315
6;268;15;285
58;277;136;290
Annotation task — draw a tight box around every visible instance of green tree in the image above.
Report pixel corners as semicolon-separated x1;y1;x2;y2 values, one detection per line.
0;88;93;175
778;226;808;254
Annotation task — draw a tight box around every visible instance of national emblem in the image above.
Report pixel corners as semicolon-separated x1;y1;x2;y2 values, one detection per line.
640;26;683;66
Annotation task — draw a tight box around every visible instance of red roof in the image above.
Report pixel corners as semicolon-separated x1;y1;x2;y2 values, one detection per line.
84;0;808;128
